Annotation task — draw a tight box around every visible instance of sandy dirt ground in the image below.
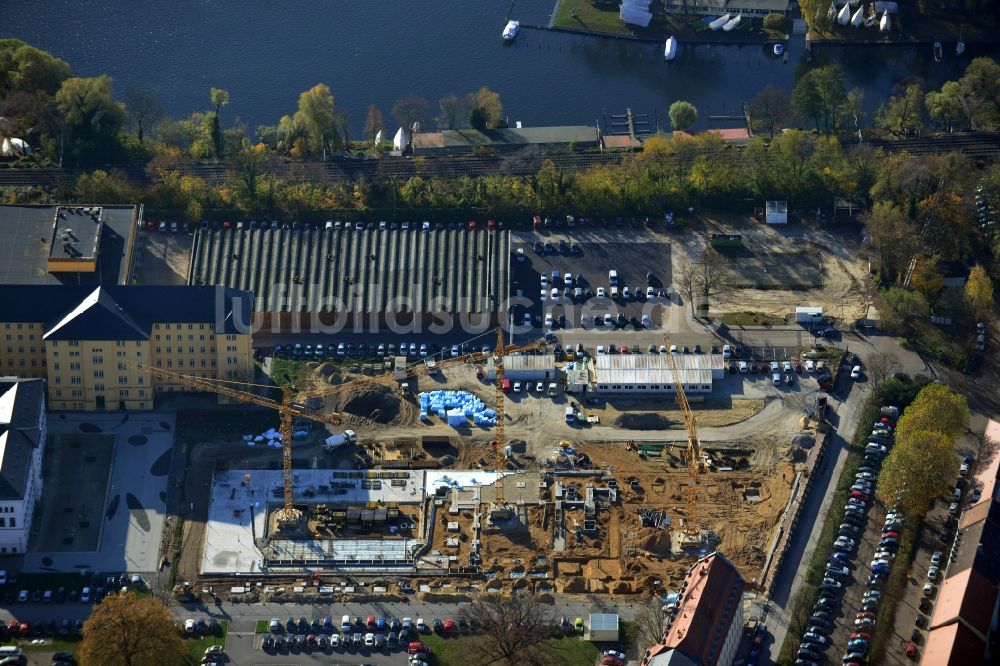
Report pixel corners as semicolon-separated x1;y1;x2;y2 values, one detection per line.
673;214;874;325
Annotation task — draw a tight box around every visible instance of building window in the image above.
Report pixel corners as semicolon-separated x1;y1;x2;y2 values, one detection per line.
226;345;237;353
188;324;194;330
117;351;126;357
0;518;6;527
93;370;104;379
55;389;62;397
119;389;129;398
138;389;145;397
138;376;144;385
117;340;125;347
53;363;60;371
156;347;161;354
10;518;15;527
226;334;236;341
188;347;194;354
166;360;172;367
94;384;104;392
68;341;79;347
70;376;81;385
188;335;193;341
70;362;81;371
119;376;128;385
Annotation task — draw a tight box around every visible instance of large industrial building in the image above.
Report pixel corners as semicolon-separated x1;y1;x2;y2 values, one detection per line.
594;354;726;394
641;552;745;666
188;228;511;332
0;204;139;286
0;285;254;411
0;377;45;554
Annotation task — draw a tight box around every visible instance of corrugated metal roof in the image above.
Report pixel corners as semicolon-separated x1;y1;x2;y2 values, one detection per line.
189;228;510;314
595;354;722;387
502;355;556;372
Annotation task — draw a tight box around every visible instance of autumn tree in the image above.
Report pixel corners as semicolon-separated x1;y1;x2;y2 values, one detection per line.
634;599;666;651
208;87;229;158
909;257;944;301
292;83;338;155
964;264;994;319
668;100;698;131
895;382;970;443
881;286;929;334
865;202;913;283
460;593;556;666
747;85;794;138
465;86;503;129
363;104;384;145
79;592;187;666
55;74;126;165
877;429;959;517
792;65;845;133
958;57;1000;130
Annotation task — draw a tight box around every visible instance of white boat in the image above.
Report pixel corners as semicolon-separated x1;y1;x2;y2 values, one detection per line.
956;27;965;55
664;36;678;61
773;43;784;56
837;3;851;25
850;6;865;27
722;15;742;32
879;10;891;32
502;20;519;41
934;41;942;62
708;14;730;30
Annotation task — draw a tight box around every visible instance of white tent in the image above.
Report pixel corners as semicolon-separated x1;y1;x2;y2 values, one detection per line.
392;127;409;151
1;137;28;157
850;5;865;27
879;10;891;31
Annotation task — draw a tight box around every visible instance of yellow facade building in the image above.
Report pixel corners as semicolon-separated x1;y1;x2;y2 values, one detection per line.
0;285;254;411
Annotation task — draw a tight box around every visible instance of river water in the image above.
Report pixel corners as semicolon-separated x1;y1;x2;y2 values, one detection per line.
2;0;994;135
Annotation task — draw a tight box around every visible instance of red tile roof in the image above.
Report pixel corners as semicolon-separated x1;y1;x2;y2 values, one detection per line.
928;567;998;640
920;621;987;666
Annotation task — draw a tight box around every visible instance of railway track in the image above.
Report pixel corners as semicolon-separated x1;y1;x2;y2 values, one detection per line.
2;133;998;188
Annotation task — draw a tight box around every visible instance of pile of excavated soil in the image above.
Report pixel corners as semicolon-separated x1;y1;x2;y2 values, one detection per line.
326;385;401;424
614;413;674;430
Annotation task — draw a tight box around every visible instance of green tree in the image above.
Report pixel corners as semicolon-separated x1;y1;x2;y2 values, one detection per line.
469;106;489;131
668;100;698;131
293;83;338;155
363;104;384;145
865;202;913;284
959;57;1000;130
925;81;970;131
881;286;929;333
74;169;139;204
55;74;125;166
747;85;794;138
763;13;791;33
793;66;844;133
465;86;503;128
0;38;70;97
79;592;187;666
964;264;994;319
876;83;925;135
208;87;229;158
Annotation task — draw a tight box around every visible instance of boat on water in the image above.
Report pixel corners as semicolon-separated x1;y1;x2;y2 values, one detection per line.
879;10;891;32
664;36;678;61
708;13;730;30
722;15;741;32
934;41;943;62
956;26;965;55
502;20;519;41
773;43;784;56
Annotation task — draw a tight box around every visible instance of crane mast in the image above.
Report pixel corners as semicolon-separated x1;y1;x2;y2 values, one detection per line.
662;335;707;537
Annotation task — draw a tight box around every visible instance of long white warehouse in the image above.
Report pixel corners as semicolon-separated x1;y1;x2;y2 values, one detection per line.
594;354;725;394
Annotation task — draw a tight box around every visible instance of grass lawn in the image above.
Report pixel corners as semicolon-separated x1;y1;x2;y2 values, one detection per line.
719;311;787;327
255;619;269;633
552;0;637;36
907;320;968;369
184;621;228;665
777;395;880;663
420;632;600;665
269;358;312;388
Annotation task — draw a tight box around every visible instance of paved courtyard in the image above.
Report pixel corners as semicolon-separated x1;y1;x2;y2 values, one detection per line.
23;412;175;574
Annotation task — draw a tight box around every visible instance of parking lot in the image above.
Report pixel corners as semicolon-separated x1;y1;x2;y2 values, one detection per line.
509;231;672;332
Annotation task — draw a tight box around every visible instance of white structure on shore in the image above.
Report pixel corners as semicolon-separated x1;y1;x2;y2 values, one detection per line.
620;0;653;27
0;378;46;554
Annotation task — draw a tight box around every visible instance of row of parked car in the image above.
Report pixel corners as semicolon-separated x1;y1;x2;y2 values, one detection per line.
146;218;504;234
796;411;898;666
273;340;491;361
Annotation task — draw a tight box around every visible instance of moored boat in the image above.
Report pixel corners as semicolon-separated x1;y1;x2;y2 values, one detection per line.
722;15;741;32
773;43;784;56
708;14;730;30
664;36;678;61
502;20;519;41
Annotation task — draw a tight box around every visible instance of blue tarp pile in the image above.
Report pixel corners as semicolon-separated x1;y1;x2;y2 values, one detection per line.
419;390;497;427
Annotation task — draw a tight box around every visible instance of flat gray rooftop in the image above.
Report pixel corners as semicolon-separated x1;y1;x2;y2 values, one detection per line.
0;204;137;285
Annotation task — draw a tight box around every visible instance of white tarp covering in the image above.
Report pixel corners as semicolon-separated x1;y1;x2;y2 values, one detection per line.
393;127;409;151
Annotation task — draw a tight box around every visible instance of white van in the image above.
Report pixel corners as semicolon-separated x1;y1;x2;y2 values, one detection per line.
0;646;23;657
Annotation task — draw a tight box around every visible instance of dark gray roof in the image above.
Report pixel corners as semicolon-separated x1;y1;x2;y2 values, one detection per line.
0;377;44;500
49;206;101;261
726;0;790;10
189;228;510;315
0;285;253;337
0;204;137;285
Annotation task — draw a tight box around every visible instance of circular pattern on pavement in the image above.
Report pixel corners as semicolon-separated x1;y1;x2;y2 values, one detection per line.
128;435;148;446
151;450;171;477
126;493;150;532
79;423;101;433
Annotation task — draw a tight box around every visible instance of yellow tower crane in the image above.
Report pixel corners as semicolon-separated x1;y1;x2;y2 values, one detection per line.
662;334;708;537
136;363;353;528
